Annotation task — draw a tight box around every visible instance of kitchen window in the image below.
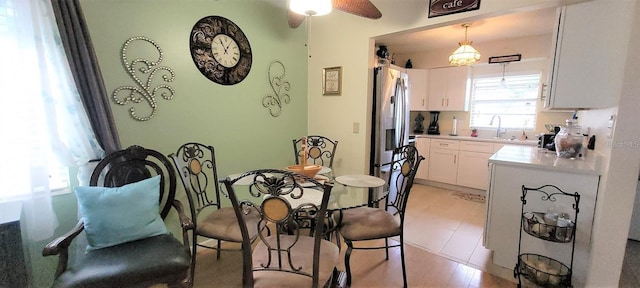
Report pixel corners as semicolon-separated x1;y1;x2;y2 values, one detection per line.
469;73;541;130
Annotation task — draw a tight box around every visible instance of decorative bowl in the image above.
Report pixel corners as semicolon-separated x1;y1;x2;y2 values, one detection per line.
286;165;322;179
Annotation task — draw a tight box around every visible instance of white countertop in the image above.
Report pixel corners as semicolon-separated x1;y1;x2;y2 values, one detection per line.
488;145;601;175
413;134;538;146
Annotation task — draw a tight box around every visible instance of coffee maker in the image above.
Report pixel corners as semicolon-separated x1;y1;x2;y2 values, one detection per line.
427;111;440;135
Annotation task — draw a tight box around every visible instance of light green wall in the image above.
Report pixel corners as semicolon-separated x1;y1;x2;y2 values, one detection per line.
81;0;309;176
31;1;308;287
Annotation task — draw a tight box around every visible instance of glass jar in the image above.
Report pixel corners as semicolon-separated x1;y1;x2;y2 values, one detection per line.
554;119;584;158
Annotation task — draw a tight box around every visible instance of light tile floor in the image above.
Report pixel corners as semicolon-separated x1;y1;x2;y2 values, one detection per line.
406;183;640;286
403;184;516;282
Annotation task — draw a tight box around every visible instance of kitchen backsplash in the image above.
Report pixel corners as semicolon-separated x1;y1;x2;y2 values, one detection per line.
410;110;573;139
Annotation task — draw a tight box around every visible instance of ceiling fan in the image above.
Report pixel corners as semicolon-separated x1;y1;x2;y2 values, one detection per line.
287;0;382;28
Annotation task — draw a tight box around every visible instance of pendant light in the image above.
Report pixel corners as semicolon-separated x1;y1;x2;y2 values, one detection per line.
500;63;508;87
449;23;481;66
289;0;332;16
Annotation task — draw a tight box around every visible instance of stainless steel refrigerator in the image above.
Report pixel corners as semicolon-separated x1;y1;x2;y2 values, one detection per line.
370;66;409;178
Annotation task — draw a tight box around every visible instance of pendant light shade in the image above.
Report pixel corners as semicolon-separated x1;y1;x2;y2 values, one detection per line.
289;0;332;16
449;24;480;66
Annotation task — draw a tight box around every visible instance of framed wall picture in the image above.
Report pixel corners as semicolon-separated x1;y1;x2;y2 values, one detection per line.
322;66;342;96
428;0;481;18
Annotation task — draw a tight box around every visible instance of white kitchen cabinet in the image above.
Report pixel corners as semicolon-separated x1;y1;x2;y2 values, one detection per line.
414;137;430;180
427;139;458;184
484;145;600;287
545;0;633;110
456;141;494;190
407;69;429;111
427;66;469;111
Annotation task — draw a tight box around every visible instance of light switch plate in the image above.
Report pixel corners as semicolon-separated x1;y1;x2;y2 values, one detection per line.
607;114;616;138
353;122;359;134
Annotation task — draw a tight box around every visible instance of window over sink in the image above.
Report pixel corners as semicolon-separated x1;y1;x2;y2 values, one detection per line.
469;73;540;130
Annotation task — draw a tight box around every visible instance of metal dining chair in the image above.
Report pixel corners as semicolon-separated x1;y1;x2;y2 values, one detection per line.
170;142;260;282
221;169;340;288
338;145;424;288
292;135;338;177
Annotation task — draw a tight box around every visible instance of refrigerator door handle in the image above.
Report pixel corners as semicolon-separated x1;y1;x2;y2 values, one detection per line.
398;78;407;149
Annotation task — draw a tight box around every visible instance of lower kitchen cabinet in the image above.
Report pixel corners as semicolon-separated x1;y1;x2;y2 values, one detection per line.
416;137;519;191
414;137;430;179
456;141;494;190
456;150;491;190
484;145;600;287
427;139;459;184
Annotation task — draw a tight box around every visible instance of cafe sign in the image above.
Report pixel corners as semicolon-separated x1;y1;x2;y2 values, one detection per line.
428;0;481;18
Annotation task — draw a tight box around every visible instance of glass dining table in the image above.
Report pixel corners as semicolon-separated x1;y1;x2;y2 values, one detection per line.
224;171;387;246
224;172;387;212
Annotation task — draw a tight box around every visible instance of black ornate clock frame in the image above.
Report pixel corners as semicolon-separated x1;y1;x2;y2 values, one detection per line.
189;16;252;85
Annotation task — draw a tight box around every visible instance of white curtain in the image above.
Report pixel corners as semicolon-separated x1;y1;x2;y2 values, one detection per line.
0;0;104;241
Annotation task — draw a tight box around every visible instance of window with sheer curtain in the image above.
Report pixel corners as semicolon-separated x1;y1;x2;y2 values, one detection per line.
469;73;541;130
0;0;104;241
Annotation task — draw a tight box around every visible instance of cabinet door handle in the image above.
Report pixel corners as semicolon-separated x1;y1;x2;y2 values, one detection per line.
440;143;448;146
454;155;457;164
441;98;444;106
446;98;449;106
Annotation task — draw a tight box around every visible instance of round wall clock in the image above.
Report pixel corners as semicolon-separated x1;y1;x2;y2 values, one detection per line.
189;16;252;85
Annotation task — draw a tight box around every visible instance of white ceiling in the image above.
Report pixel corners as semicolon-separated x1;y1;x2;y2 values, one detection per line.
262;0;558;55
376;7;558;54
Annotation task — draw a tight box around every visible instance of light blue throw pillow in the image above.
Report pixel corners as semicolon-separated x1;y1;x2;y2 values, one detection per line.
75;175;168;251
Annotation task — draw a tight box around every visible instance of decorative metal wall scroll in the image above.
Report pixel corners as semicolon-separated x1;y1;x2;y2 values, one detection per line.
262;61;291;117
112;36;175;121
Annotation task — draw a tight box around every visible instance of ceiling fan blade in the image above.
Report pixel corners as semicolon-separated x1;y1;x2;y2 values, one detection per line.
333;0;382;19
288;9;306;28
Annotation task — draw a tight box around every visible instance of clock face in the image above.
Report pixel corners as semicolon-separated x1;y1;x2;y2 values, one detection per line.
211;34;240;68
189;16;252;85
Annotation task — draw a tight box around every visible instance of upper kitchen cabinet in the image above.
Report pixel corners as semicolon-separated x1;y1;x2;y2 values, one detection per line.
407;69;429;111
427;66;469;111
545;0;633;110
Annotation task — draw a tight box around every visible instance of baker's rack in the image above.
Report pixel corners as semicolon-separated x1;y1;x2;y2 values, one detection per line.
514;184;580;288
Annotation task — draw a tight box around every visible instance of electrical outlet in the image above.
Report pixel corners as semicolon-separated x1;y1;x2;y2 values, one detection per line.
607;115;615;128
607;114;616;138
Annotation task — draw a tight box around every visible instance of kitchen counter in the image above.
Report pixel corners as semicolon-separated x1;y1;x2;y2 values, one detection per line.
489;145;601;175
413;134;538;146
485;145;601;287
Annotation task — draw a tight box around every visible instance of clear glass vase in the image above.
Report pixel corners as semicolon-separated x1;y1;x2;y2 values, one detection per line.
554;119;584;158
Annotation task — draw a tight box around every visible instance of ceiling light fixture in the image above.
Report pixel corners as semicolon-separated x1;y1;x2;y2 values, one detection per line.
449;23;481;66
500;63;508;87
488;54;521;88
289;0;332;16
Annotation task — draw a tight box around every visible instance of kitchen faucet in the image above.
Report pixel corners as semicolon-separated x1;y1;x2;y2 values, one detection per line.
490;115;502;138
